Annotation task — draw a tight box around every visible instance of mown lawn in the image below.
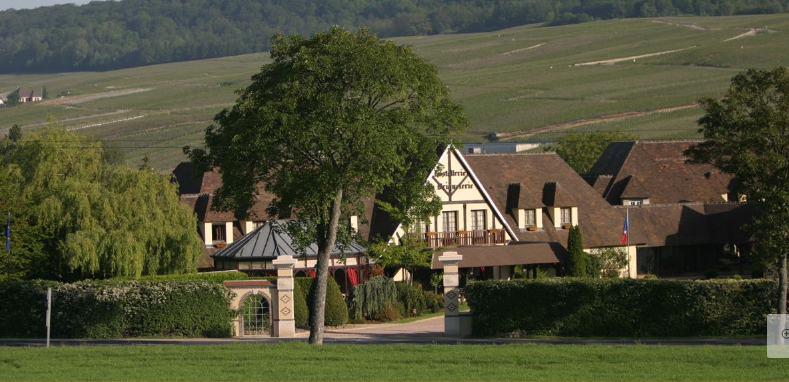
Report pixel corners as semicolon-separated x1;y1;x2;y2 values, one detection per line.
0;342;782;381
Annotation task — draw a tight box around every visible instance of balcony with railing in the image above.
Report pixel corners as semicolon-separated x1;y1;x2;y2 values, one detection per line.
412;229;506;248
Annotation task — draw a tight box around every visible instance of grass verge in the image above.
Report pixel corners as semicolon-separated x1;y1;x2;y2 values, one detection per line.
0;343;781;381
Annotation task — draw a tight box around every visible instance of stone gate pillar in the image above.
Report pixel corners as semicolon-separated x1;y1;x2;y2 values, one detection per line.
272;255;297;337
440;251;470;337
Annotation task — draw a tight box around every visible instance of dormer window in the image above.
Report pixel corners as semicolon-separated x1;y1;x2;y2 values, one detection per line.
560;208;572;226
212;223;226;242
524;209;536;227
622;198;649;206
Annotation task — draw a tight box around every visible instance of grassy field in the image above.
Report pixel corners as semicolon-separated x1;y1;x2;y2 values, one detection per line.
1;15;789;170
0;343;783;381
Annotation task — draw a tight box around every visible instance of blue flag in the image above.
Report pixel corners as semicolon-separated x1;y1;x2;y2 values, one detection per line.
5;213;9;252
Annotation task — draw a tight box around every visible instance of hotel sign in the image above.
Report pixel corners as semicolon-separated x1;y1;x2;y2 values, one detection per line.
433;156;474;200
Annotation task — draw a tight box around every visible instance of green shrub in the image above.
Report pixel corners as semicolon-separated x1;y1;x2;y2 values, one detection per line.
347;275;397;321
465;278;777;337
379;304;403;322
567;226;588;277
0;280;236;338
134;271;250;283
423;290;442;313
293;280;309;328
396;282;426;317
295;276;348;327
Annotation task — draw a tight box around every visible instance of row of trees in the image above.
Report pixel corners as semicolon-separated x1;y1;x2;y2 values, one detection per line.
1;0;787;73
2;127;203;281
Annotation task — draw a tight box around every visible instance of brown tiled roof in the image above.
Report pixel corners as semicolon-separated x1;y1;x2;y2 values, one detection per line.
16;88;40;99
463;152;624;248
624;203;753;247
587;141;735;205
506;183;544;210
430;242;565;269
171;162;203;194
620;175;649;199
584;174;613;196
542;182;576;207
174;163;276;222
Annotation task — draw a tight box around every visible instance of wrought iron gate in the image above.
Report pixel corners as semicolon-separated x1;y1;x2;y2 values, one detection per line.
242;295;270;336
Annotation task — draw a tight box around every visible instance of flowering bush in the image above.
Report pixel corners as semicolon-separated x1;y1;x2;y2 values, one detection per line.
0;280;236;338
465;278;776;337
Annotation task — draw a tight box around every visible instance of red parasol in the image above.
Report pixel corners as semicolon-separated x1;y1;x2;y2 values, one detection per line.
347;268;359;286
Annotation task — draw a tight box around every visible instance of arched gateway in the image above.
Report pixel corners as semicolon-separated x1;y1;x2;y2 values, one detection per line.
241;293;270;336
223;255;298;338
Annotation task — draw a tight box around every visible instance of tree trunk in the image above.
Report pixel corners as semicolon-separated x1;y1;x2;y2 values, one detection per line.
780;252;787;315
308;188;344;345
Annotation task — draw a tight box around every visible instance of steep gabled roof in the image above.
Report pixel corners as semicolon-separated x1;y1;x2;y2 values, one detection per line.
620;175;649;199
463;152;624;248
16;87;40;99
506;183;545;210
212;220;367;260
587;141;735;205
430;242;566;269
173;162;275;221
542;182;576;207
625;203;753;247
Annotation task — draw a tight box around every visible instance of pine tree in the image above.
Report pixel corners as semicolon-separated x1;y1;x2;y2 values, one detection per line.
566;225;588;277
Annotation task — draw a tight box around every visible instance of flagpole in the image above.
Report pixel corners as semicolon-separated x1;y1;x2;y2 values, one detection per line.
626;208;631;278
6;211;10;282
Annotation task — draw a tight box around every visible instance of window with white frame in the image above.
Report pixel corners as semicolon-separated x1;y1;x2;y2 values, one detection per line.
419;220;429;234
560;208;571;226
471;210;486;231
213;223;226;241
442;211;457;232
525;209;536;226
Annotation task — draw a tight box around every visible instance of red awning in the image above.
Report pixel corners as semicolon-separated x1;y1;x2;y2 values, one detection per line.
347;268;359;286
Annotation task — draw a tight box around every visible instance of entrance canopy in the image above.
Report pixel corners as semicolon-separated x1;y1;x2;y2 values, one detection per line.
430;242;566;269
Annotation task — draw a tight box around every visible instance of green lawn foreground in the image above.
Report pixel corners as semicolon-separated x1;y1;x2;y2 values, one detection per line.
0;343;783;381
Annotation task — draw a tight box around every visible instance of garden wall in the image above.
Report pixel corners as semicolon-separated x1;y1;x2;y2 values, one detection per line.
465;278;777;337
0;280;236;338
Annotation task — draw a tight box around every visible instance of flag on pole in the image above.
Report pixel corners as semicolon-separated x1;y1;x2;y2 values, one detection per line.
5;213;9;252
621;209;629;245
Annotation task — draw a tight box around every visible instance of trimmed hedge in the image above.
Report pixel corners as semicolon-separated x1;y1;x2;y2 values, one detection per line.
0;280;236;338
293;280;309;328
134;271;251;283
294;277;348;327
465;278;777;337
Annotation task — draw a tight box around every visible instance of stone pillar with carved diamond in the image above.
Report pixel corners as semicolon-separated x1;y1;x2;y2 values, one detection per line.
272;255;298;337
439;251;464;337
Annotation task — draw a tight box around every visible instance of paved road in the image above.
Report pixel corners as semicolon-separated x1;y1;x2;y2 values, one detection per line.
0;316;766;346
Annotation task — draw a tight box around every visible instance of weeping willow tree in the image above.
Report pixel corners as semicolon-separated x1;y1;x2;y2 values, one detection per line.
3;128;203;280
347;275;397;321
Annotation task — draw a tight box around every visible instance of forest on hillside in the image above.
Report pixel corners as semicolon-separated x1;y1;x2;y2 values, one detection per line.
0;0;786;73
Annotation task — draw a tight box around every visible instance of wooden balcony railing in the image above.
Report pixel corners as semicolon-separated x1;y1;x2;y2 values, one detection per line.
412;229;506;248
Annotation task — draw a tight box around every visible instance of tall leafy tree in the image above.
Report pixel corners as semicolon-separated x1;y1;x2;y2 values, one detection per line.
4;128;203;280
553;130;637;174
186;26;466;344
685;67;789;315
